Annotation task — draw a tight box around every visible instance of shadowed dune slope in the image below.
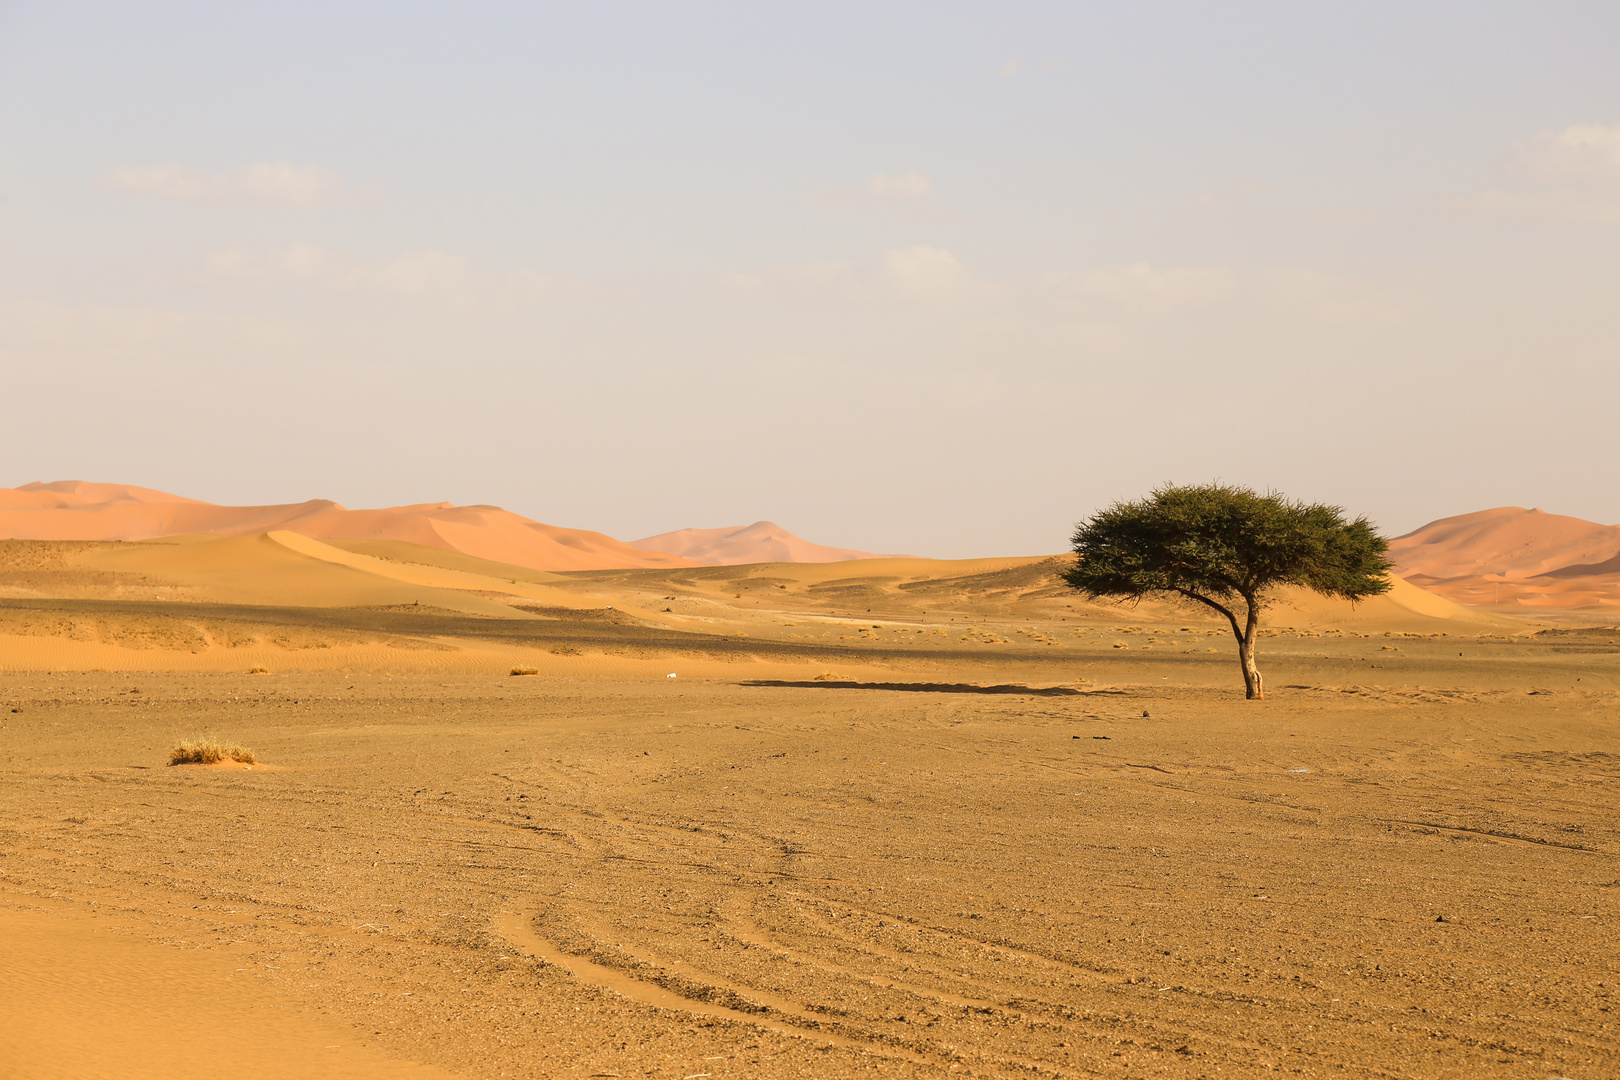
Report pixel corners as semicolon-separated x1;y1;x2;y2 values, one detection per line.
562;553;1523;634
0;540;1535;675
1262;574;1520;631
0;481;696;572
80;532;565;615
627;520;906;564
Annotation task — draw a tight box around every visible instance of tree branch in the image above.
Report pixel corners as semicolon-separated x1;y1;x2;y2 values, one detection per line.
1174;588;1245;642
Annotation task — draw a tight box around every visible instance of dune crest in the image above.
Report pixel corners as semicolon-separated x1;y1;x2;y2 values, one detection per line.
1391;506;1620;609
0;481;694;572
12;480;209;508
628;520;906;565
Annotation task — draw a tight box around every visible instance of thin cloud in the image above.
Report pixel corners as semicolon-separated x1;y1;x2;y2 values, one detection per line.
1045;263;1412;326
814;172;965;222
880;245;972;296
865;172;933;199
0;299;297;355
731;249;1407;326
206;243;557;310
1501;124;1620;182
1467;189;1620;225
728;245;980;306
1050;263;1238;319
1179;179;1273;214
1465;124;1620;225
102;162;354;208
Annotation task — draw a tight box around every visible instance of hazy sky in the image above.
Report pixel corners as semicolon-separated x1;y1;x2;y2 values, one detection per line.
3;2;1618;556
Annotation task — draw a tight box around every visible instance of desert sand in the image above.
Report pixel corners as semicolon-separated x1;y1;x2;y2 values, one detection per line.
1392;506;1620;612
1;532;1617;1079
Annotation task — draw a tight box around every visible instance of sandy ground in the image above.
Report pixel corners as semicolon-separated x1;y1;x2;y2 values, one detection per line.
0;904;455;1080
2;543;1618;1079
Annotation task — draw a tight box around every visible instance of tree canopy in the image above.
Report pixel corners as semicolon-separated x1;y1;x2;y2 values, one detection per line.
1063;484;1393;699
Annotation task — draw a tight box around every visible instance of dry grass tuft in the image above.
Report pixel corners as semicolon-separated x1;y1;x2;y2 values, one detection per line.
169;737;257;766
510;667;539;676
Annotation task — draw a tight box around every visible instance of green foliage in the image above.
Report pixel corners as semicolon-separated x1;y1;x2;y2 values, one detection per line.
1064;484;1393;611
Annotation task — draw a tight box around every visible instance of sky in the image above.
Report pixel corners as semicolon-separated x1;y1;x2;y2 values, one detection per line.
2;2;1618;557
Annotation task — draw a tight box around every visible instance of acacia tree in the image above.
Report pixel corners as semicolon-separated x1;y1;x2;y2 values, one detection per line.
1063;484;1393;699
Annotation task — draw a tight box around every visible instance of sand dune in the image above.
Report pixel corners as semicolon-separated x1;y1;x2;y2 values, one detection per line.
1;482;913;572
1391;506;1620;610
1391;506;1620;578
1261;573;1522;631
0;481;695;572
628;520;902;564
18;483;1608;613
79;532;608;614
575;553;1521;633
0;536;1533;676
3;480;205;508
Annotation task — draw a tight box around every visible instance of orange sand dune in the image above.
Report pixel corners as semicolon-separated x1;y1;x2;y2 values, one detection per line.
1261;574;1523;631
0;532;1531;676
1391;506;1620;610
4;480;205;508
1390;506;1620;579
628;520;904;564
79;531;582;613
0;481;695;572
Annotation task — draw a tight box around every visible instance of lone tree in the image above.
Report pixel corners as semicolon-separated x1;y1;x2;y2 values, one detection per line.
1063;484;1393;699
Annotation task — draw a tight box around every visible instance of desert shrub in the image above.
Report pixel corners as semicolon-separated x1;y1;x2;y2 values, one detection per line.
169;737;256;766
510;667;539;676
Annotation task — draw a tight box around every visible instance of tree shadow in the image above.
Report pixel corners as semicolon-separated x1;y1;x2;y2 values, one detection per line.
738;680;1096;697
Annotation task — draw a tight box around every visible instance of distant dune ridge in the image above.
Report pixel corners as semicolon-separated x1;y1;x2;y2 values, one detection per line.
1390;506;1620;609
0;482;897;573
0;481;695;572
0;482;1550;677
7;484;1616;608
627;520;903;565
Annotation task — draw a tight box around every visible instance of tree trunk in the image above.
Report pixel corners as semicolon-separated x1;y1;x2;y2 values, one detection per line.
1181;589;1265;700
1240;597;1263;700
1239;635;1263;699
